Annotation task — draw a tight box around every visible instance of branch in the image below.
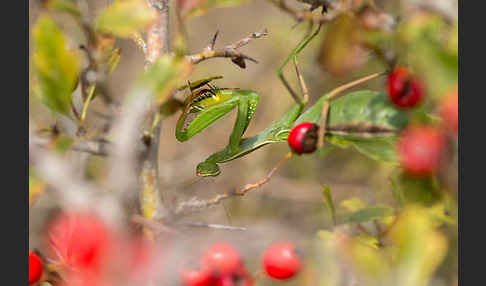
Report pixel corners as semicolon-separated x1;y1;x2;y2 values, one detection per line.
145;0;170;67
71;139;111;156
29;124;123;222
174;152;293;216
186;29;269;68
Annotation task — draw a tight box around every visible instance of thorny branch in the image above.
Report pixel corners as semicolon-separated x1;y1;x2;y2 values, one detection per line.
174;152;293;216
186;29;269;68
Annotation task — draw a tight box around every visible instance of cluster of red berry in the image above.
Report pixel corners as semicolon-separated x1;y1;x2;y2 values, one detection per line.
180;242;301;286
29;211;160;286
287;67;458;177
29;211;302;285
388;67;458;176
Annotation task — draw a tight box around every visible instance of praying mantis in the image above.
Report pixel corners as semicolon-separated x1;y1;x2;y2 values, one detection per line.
176;25;409;177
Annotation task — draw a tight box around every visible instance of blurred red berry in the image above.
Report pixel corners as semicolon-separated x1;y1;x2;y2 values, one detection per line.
288;122;319;154
387;67;424;108
398;126;445;176
201;243;242;275
181;268;215;286
440;87;458;136
46;211;112;274
29;251;43;285
262;242;301;280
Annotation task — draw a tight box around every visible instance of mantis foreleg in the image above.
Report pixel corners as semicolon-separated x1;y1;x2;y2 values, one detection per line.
277;24;322;106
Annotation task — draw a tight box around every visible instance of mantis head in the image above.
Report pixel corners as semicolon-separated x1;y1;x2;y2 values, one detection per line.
196;161;221;177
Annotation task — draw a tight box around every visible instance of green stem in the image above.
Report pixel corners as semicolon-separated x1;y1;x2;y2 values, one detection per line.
80;84;96;123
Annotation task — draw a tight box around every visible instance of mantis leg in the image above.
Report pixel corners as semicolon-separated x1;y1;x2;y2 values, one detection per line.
228;96;249;152
196;91;259;177
277;24;322;106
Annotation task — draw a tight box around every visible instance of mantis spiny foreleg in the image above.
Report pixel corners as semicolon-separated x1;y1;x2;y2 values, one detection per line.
277;24;322;106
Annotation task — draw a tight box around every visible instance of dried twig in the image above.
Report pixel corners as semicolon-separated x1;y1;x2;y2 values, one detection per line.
175;152;293;216
186;29;269;68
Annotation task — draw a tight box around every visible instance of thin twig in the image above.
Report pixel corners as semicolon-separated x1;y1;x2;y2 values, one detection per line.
131;214;181;235
185;29;268;68
178;222;247;231
175;152;293;216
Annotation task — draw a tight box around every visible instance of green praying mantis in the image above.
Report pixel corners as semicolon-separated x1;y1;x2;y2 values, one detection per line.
175;25;409;177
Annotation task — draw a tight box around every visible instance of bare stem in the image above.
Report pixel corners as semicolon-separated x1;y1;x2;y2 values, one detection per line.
138;0;170;237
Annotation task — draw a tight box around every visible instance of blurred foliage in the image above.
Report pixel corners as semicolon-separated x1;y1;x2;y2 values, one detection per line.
180;0;250;19
33;15;79;116
46;0;81;16
29;168;46;206
396;12;458;101
95;0;157;38
136;54;192;104
314;205;448;286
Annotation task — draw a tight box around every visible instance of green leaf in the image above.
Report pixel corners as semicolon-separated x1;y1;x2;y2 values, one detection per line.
390;172;442;205
95;0;156;38
296;90;408;164
182;0;250;18
342;205;394;224
322;185;337;226
347;136;399;163
33;15;79;116
137;55;192;104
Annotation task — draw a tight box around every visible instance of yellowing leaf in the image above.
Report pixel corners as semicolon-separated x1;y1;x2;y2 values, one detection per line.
95;0;156;38
33;15;79;116
386;206;448;286
138;55;192;104
340;197;367;212
181;0;250;19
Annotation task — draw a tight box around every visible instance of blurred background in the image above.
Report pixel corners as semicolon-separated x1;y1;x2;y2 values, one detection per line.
29;0;458;285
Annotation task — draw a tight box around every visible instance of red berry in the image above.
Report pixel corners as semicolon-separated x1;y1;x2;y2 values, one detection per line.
215;275;234;286
181;268;215;286
288;122;319;154
29;251;43;285
398;126;445;176
262;242;301;280
387;67;424;108
201;243;242;275
440;87;458;136
46;211;112;274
